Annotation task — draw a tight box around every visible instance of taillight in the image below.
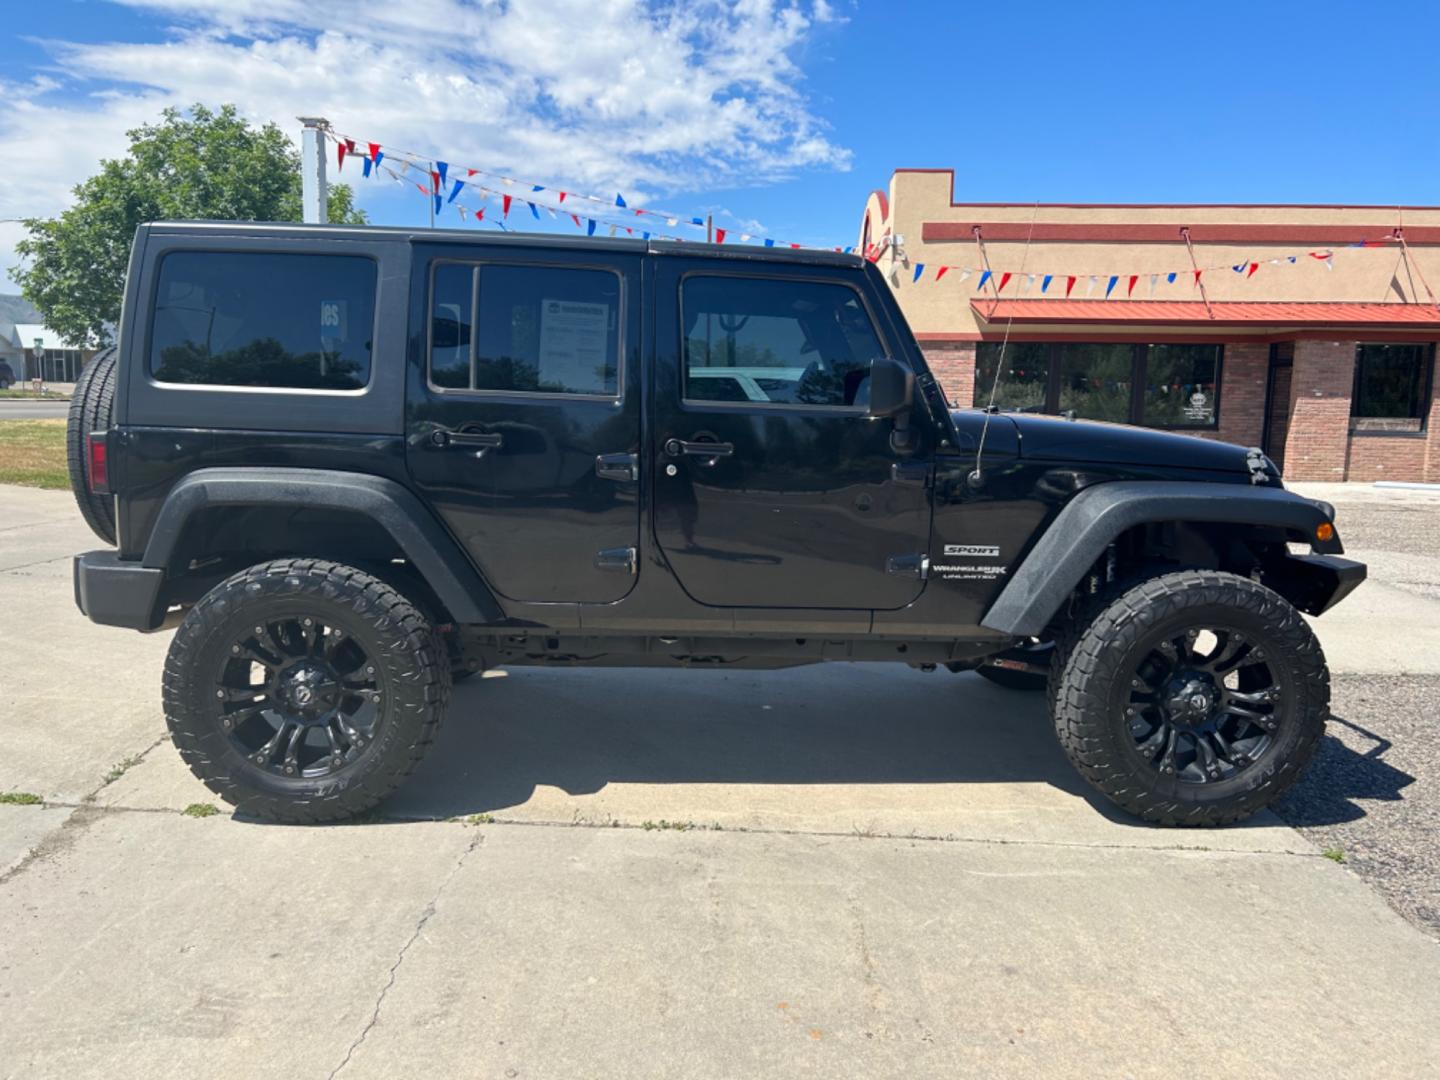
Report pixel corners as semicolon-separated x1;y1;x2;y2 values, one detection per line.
87;431;110;494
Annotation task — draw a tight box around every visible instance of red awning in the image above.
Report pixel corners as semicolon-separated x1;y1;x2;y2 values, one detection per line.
970;300;1440;328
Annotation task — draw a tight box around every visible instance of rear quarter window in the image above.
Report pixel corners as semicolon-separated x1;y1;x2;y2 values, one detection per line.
149;251;377;390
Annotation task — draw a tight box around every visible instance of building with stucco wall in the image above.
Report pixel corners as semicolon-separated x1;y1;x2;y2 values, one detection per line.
859;170;1440;482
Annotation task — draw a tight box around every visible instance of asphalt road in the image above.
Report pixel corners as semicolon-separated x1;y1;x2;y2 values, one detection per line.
0;398;70;420
1;482;1438;1078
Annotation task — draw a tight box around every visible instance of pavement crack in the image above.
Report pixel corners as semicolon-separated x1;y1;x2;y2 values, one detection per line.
327;830;483;1079
0;554;73;575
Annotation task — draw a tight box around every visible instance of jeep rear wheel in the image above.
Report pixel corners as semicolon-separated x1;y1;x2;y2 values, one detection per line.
163;559;449;823
66;347;119;545
1052;569;1327;827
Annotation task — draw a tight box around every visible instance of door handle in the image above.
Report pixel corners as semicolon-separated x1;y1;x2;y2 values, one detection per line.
595;452;639;482
664;438;734;459
429;429;504;451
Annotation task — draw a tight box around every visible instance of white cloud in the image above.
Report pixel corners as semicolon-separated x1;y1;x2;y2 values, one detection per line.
2;0;849;285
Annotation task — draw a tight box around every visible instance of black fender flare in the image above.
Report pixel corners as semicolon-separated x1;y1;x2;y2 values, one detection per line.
143;467;505;624
980;481;1344;638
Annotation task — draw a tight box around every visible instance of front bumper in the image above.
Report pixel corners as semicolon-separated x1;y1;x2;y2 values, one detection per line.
73;551;166;631
1268;553;1367;616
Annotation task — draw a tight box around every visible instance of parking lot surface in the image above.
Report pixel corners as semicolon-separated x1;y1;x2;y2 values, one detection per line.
2;481;1439;1078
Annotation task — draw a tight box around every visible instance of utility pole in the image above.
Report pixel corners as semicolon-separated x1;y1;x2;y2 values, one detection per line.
297;117;330;225
706;214;713;243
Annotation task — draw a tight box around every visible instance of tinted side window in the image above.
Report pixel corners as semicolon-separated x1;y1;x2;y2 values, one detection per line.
151;252;376;390
429;264;621;397
682;276;886;407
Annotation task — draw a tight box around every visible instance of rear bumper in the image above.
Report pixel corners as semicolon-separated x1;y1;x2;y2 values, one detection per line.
73;551;166;631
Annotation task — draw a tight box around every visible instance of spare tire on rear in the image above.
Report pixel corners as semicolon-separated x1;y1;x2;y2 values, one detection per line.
66;346;119;545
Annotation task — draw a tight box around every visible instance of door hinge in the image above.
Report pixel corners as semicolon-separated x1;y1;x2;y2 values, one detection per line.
596;547;638;575
890;461;931;488
885;553;929;580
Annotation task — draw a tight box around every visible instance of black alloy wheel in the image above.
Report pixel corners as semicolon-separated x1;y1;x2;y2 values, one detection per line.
216;615;383;780
1123;625;1280;785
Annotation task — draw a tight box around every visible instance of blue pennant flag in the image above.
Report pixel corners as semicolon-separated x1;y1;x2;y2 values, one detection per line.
447;180;465;203
362;157;372;179
691;217;704;226
1233;263;1246;273
913;264;925;283
763;238;775;247
433;194;443;217
436;161;448;188
643;232;650;240
977;270;992;291
616;193;627;208
843;246;853;254
1105;275;1118;298
587;218;597;236
1041;274;1052;293
528;201;539;219
1166;272;1177;284
532;184;545;192
1288;256;1297;263
372;149;384;170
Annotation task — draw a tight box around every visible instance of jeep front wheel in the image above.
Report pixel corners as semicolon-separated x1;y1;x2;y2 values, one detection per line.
163;559;449;823
1052;569;1327;826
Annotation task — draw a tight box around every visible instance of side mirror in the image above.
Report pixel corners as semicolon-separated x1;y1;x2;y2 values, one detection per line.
867;357;914;418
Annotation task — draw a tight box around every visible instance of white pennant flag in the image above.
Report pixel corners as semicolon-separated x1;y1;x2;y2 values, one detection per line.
546;207;556;219
1148;273;1158;297
958;269;972;283
1021;274;1034;294
608;225;618;237
1085;275;1098;297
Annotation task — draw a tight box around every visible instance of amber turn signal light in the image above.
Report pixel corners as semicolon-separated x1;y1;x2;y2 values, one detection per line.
1315;522;1334;543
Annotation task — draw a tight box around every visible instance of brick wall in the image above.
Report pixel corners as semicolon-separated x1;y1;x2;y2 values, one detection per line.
1282;340;1355;482
921;342;976;407
1207;341;1268;448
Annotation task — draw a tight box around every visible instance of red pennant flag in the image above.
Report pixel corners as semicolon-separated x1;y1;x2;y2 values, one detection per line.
790;243;802;249
466;168;476;177
430;170;441;194
1127;274;1138;297
367;142;381;162
625;226;633;235
998;272;1012;292
502;194;512;218
1065;275;1077;298
558;191;567;203
715;228;727;244
1193;269;1204;286
337;141;348;170
935;266;949;282
1246;262;1259;278
570;213;581;227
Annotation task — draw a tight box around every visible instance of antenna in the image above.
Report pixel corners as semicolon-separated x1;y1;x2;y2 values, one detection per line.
968;202;1040;491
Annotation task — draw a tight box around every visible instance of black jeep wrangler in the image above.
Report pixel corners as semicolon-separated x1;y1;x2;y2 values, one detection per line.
69;222;1364;825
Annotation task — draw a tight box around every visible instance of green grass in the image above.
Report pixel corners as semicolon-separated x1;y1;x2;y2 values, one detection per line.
0;419;69;489
182;802;220;818
0;791;44;805
0;389;71;400
1322;847;1346;864
101;753;145;786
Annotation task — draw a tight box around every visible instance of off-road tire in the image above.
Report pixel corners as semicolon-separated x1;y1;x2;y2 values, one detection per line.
163;559;450;823
65;347;118;545
1051;569;1327;826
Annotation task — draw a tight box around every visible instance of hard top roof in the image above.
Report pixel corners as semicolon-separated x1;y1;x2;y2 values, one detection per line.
144;220;864;268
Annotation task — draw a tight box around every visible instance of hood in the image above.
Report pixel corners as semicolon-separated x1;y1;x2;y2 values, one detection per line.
999;412;1256;474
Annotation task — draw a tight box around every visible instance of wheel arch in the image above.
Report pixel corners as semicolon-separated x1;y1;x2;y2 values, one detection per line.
981;480;1354;638
143;468;505;625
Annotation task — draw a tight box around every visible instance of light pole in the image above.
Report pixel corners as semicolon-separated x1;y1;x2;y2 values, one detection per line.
33;336;45;390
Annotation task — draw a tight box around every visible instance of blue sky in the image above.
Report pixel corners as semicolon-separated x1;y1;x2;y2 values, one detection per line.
2;0;1437;284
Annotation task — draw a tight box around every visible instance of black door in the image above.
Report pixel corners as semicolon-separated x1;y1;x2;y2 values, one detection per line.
406;246;643;604
651;260;932;610
1262;344;1294;471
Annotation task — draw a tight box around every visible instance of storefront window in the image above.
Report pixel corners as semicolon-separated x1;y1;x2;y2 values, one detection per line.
1058;343;1133;423
1351;344;1433;434
1143;344;1220;428
964;341;1223;429
973;342;1050;412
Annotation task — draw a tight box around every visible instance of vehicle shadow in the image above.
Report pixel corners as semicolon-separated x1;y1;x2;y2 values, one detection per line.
1273;714;1416;827
356;662;1369;830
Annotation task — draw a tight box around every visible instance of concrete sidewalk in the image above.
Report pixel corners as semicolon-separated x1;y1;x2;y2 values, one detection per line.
2;483;1439;1078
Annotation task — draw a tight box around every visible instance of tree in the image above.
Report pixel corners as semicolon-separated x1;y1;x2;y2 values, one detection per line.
12;104;367;347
